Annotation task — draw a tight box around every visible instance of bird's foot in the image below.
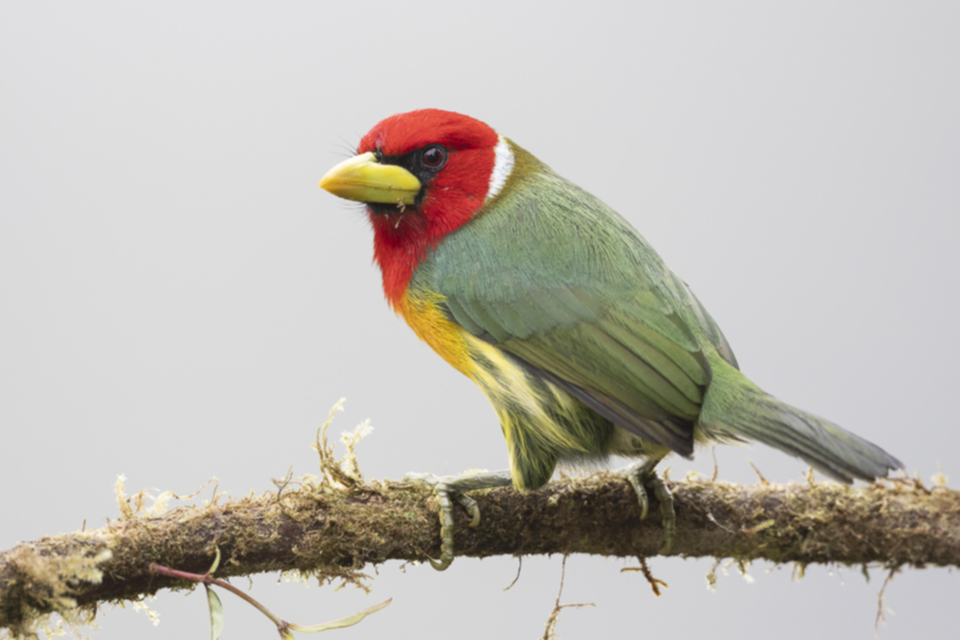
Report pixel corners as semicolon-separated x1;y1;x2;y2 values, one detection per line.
621;458;675;554
403;470;513;571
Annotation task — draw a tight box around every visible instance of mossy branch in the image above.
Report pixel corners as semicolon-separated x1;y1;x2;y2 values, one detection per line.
1;473;958;634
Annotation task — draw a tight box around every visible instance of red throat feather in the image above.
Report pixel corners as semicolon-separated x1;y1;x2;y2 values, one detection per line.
357;110;499;308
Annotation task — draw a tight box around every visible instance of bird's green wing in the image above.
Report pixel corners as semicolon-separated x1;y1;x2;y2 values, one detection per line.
417;155;736;455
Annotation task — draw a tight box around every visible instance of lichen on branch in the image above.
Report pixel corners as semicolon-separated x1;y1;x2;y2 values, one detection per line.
1;470;957;636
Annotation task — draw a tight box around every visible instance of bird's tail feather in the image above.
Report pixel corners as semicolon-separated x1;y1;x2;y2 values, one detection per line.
699;352;902;482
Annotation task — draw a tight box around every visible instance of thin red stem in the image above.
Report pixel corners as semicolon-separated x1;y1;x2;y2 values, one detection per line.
148;563;286;628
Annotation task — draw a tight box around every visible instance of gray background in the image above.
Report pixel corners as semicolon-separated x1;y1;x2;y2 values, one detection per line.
2;2;958;638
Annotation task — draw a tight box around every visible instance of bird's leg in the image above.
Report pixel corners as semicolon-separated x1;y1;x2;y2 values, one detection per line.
621;457;675;554
403;470;513;571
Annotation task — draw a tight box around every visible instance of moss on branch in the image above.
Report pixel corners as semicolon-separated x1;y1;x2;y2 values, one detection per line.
1;473;957;635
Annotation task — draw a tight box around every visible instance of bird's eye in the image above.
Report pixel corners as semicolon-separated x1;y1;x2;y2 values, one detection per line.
420;145;447;170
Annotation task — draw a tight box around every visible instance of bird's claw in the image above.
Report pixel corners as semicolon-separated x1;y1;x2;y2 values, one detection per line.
623;459;675;555
403;473;459;571
403;470;512;571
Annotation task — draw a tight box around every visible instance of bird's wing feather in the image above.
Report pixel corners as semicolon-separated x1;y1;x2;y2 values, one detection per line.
419;154;736;454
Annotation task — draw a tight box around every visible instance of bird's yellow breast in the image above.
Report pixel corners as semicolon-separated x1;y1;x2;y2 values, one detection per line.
397;286;599;471
398;287;569;422
397;288;475;377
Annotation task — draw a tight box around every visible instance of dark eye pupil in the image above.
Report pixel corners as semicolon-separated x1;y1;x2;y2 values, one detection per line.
422;146;445;168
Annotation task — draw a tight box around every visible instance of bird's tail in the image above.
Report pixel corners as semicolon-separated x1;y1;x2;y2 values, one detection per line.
698;351;902;482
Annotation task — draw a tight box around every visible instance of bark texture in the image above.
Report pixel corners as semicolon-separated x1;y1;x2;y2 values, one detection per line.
1;474;957;635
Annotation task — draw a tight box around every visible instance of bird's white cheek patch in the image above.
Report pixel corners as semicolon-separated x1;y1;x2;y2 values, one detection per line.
484;135;514;203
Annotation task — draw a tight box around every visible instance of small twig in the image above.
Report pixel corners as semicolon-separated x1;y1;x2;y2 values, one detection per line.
149;560;390;638
150;563;282;627
749;461;770;485
621;557;668;596
875;566;899;636
273;466;295;501
542;556;594;640
503;557;522;592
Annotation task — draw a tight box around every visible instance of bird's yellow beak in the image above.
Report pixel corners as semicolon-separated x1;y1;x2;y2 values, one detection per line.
319;152;421;206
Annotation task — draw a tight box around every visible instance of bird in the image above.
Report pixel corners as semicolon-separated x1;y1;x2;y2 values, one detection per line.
319;108;903;570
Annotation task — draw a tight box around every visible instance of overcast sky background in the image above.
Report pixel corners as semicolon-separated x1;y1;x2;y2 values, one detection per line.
2;2;958;639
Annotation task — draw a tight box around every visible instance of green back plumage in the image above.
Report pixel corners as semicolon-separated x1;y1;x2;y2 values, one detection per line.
418;143;735;455
412;141;901;483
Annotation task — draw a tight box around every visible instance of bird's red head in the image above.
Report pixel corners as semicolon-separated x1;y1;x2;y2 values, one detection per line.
322;109;511;306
